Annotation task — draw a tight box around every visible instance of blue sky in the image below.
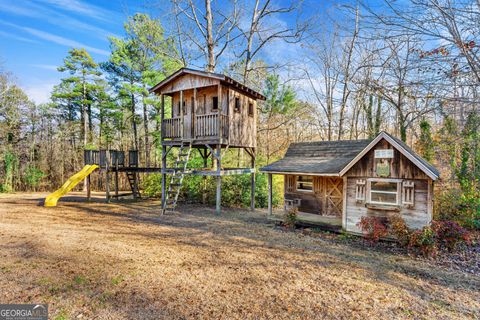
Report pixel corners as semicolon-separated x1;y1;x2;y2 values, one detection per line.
0;0;342;103
0;0;160;103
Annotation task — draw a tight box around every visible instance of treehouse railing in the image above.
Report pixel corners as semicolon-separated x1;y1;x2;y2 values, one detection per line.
194;113;229;138
162;118;182;138
84;150;137;168
162;113;229;140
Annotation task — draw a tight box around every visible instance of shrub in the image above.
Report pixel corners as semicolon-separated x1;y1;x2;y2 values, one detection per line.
24;166;46;189
432;220;471;251
389;214;411;246
283;208;298;229
356;216;388;243
408;226;437;257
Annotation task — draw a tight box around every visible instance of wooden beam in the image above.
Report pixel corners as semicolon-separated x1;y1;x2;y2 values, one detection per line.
342;176;347;230
205;144;220;160
161;145;167;211
216;144;221;214
250;147;256;211
268;173;272;216
193;87;197;138
180;90;184;139
217;84;222;140
106;151;111;203
161;94;165;139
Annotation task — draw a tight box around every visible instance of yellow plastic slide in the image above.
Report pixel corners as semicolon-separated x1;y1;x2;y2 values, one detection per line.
44;164;99;207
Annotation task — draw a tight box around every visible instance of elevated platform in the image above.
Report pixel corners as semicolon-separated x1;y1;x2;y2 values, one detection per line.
109;167;254;176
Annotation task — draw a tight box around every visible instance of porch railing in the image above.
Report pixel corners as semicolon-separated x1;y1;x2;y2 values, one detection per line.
162;117;182;138
162;113;229;139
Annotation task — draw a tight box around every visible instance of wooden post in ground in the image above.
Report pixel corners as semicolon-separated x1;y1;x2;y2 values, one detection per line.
215;145;221;214
250;147;255;211
105;150;111;203
114;152;119;198
86;174;91;201
161;146;167;210
161;94;166;211
202;148;208;204
267;173;272;216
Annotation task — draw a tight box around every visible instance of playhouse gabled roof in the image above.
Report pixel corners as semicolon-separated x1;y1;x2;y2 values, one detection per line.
149;68;266;100
260;131;440;180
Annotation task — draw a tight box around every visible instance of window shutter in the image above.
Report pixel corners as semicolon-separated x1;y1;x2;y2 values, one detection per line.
402;181;415;206
355;179;366;202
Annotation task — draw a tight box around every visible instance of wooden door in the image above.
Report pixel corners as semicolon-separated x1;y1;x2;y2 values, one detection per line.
324;177;343;217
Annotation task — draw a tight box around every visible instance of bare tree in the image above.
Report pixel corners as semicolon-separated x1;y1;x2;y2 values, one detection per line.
172;0;240;72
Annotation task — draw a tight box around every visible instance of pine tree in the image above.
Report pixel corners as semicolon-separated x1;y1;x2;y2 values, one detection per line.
57;48;102;147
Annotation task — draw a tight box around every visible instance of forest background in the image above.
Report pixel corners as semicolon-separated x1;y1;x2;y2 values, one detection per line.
0;0;478;228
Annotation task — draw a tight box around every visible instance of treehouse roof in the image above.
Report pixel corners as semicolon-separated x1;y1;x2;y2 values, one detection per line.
149;67;266;100
260;131;440;180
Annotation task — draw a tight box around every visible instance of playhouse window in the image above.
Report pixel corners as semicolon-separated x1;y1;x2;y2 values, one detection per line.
212;96;218;111
248;103;254;116
368;179;400;205
234;97;241;113
296;176;313;192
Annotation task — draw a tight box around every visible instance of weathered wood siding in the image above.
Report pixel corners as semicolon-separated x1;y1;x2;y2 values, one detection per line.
343;137;434;232
345;138;430;180
161;74;220;95
227;88;256;147
166;75;256;147
344;178;431;233
284;175;343;217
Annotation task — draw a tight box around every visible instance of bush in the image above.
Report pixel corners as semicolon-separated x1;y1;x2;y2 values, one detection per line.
435;187;480;230
24;166;46;189
356;216;388;243
283;208;298;229
408;226;437;257
389;214;410;246
142;172;282;209
432;220;471;251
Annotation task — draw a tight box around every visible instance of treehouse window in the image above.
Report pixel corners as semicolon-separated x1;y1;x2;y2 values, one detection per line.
296;176;313;192
368;179;400;205
182;101;186;114
248;102;254;116
212;96;218;111
234;97;241;113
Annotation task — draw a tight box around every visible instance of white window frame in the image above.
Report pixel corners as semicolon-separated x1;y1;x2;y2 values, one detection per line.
296;175;314;193
367;178;401;206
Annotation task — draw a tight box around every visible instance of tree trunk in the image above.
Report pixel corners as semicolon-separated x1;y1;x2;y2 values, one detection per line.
142;93;150;167
205;0;215;72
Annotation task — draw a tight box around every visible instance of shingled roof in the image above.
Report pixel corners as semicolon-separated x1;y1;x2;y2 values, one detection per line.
260;131;440;180
260;139;372;175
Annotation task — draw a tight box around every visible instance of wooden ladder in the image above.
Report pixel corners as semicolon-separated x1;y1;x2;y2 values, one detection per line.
126;171;141;199
162;142;192;214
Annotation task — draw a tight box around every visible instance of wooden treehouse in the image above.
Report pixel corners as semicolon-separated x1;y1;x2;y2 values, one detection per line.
149;68;266;213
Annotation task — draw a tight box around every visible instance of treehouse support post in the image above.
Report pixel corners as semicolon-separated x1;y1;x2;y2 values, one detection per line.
268;173;272;216
216;144;221;214
250;148;255;211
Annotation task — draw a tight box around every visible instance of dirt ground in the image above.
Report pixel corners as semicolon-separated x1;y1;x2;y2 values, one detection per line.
0;192;479;319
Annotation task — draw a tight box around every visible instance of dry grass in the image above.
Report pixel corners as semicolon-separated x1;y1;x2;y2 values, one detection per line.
0;192;479;319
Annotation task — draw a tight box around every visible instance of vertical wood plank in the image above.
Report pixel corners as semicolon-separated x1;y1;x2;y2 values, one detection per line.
180;90;184;138
215;144;221;214
250;147;255;211
268;173;273;216
161;145;166;211
342;177;348;230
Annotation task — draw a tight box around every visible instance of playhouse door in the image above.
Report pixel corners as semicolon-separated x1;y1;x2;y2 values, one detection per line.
324;177;343;217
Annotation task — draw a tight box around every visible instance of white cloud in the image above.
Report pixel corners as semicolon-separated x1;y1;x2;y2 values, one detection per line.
0;21;110;56
0;0;118;40
22;80;57;104
35;0;115;22
0;30;39;43
31;64;59;71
